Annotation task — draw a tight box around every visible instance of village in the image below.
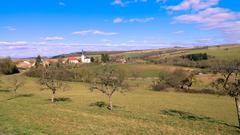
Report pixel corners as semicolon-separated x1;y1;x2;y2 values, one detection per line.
16;50;127;69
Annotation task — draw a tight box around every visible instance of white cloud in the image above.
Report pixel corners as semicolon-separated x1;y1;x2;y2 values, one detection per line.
44;36;64;41
59;2;65;6
129;17;155;23
0;41;28;46
101;39;111;42
4;26;16;31
173;30;185;34
156;0;167;4
174;8;240;32
72;30;118;36
111;0;125;6
111;0;148;7
167;0;219;11
113;17;155;23
113;17;124;23
127;40;137;43
168;0;240;42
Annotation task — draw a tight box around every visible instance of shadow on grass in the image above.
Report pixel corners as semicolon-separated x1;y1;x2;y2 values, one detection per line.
0;89;11;93
47;97;71;102
0;93;34;102
7;94;34;101
89;101;121;109
160;109;238;128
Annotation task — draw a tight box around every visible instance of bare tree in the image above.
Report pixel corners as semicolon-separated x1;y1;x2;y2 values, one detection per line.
0;75;2;89
212;60;240;127
8;77;25;95
39;68;68;103
90;66;129;110
180;73;196;90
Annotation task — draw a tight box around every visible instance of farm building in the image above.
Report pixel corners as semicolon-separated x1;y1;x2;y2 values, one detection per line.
16;61;34;69
67;57;79;64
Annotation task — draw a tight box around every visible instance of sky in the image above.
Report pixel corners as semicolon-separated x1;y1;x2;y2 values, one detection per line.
0;0;240;58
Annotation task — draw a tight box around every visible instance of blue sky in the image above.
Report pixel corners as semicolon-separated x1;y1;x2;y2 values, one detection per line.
0;0;240;58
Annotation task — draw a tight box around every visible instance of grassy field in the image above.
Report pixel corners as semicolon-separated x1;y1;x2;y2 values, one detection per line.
0;74;239;135
186;45;240;60
112;44;240;61
71;64;193;78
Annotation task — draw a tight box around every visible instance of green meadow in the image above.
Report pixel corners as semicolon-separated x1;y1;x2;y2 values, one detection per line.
0;74;239;135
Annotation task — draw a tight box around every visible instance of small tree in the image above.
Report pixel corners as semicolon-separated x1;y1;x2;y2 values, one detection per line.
211;60;240;127
90;57;95;63
0;75;2;89
90;66;128;110
39;68;68;102
35;55;43;68
8;77;25;95
165;70;188;89
0;58;19;75
101;54;110;63
180;73;196;90
152;70;195;91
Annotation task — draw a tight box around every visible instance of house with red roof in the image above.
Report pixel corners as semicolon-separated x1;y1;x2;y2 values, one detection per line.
67;57;79;64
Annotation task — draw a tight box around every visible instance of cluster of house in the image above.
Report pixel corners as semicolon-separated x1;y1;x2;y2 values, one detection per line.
65;51;91;64
16;50;91;69
16;50;128;69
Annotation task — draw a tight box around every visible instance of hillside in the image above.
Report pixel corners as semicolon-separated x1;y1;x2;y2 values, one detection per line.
51;44;240;61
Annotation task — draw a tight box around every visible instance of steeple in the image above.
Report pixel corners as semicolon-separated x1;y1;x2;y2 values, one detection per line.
81;49;84;55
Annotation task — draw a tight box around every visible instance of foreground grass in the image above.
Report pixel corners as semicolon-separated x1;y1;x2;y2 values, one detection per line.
0;76;239;135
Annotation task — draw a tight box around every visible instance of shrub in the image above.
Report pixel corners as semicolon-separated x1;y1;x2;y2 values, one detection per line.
0;58;19;75
182;53;208;61
164;70;188;89
151;70;195;91
74;69;95;83
151;81;169;91
101;54;110;63
25;67;76;82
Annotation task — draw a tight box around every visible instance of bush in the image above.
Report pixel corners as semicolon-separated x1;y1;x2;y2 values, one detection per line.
25;67;76;82
182;53;208;61
72;69;95;83
25;65;96;83
178;88;223;95
164;70;188;89
0;58;19;75
151;70;195;91
151;81;169;91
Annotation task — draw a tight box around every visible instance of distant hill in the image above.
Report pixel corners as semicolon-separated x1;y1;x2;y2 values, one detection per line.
52;51;128;59
51;44;240;61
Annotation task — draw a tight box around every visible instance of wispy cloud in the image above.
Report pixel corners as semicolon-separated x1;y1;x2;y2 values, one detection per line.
44;36;64;41
156;0;167;4
59;2;65;6
111;0;148;7
4;26;16;31
113;17;124;23
113;17;155;23
72;30;118;36
173;8;240;33
173;30;185;34
0;41;27;46
166;0;240;42
166;0;219;11
101;39;111;42
111;0;125;6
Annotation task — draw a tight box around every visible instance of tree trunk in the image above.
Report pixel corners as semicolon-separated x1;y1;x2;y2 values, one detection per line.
108;95;113;110
51;91;56;103
235;96;240;128
13;89;17;96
